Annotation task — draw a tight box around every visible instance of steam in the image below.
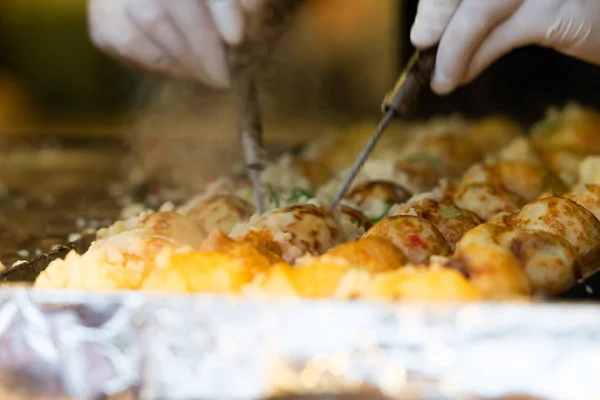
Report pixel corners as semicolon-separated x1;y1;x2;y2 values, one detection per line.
126;0;308;196
128;79;240;195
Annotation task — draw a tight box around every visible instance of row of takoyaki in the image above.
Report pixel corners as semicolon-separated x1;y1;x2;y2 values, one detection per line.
33;104;600;300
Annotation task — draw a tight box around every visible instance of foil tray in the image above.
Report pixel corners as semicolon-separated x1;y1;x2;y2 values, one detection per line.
0;289;599;399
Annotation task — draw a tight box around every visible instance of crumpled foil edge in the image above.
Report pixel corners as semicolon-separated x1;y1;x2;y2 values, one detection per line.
0;288;598;399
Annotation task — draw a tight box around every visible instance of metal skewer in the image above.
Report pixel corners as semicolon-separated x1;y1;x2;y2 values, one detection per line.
227;0;303;214
330;47;438;210
230;44;266;214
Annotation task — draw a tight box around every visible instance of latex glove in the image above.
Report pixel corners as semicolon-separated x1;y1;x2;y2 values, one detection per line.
88;0;266;89
411;0;600;95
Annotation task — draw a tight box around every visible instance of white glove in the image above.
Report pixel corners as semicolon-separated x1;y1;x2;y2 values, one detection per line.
411;0;600;95
88;0;266;89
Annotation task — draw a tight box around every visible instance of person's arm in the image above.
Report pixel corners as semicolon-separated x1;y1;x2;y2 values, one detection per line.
411;0;600;95
87;0;267;89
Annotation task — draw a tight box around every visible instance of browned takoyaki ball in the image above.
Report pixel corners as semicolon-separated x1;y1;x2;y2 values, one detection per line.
363;215;450;264
292;159;333;189
531;103;600;154
94;211;207;260
184;195;255;235
507;197;600;268
453;161;567;220
467;116;525;155
320;237;408;273
453;182;524;221
200;230;284;273
495;227;580;296
231;204;343;264
446;243;531;300
497;162;566;201
345;180;412;213
565;184;600;221
391;198;482;251
402;132;482;177
136;211;206;249
530;104;600;183
393;160;443;193
458;220;580;296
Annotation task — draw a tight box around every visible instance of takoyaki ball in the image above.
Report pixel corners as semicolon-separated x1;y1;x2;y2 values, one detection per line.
460;162;566;203
140;212;206;247
429;178;458;202
345;180;412;217
304;122;407;171
531;103;600;154
458;163;492;185
456;222;517;263
239;229;284;258
508;197;600;267
189;177;260;207
184;195;255;235
565;184;600;221
455;221;501;251
339;205;372;241
494;162;566;202
574;156;600;189
230;204;343;264
403;133;482;177
291;159;333;189
453;183;525;221
459;220;580;295
468;116;525;155
199;230;284;273
97;212;206;259
391;198;482;251
255;260;367;299
393;160;442;193
361;265;484;302
537;150;583;187
447;245;532;299
35;246;148;291
490;137;543;164
486;211;514;227
363;215;450;264
142;252;254;294
206;177;260;202
319;237;408;273
343;158;440;198
411;115;470;138
495;228;580;296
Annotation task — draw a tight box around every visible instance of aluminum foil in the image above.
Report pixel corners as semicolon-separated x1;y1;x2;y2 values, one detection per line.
0;288;599;399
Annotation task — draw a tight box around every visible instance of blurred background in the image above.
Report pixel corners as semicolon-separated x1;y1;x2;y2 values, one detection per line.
0;0;399;138
0;0;139;137
1;0;599;139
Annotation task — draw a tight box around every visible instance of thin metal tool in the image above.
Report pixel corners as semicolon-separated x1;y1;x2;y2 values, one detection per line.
330;47;438;210
228;0;303;214
229;42;266;214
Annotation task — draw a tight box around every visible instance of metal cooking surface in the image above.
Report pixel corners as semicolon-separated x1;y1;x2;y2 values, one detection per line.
0;136;126;267
0;135;304;274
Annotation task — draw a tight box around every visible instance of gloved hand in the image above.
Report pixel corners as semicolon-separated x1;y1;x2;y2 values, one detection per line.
410;0;600;95
88;0;266;89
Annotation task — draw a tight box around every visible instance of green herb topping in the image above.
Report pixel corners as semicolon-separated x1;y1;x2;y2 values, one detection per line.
267;184;280;208
371;204;393;224
288;187;314;203
439;204;462;219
